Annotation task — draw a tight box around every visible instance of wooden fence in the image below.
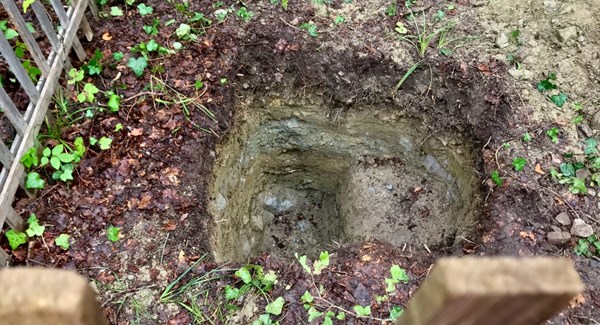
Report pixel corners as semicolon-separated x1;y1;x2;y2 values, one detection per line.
0;0;97;266
394;257;583;325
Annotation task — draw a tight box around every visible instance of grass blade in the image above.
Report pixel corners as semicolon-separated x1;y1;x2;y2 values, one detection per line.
394;60;422;92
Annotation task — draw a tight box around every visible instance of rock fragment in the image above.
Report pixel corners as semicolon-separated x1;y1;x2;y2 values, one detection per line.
555;212;571;226
570;219;594;238
547;231;571;244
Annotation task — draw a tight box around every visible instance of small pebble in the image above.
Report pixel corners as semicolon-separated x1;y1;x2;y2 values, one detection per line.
555;212;571;226
547;231;571;244
570;218;594;238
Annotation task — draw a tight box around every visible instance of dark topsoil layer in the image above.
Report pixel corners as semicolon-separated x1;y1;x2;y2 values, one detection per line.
2;0;598;324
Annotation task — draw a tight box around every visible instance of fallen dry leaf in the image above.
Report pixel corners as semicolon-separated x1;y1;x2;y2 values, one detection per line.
179;213;189;222
519;231;536;242
129;128;144;136
162;220;177;231
178;250;186;264
477;64;492;76
534;163;545;175
138;193;153;209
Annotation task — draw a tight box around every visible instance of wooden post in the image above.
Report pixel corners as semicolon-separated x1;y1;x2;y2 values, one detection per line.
394;257;583;325
0;267;108;324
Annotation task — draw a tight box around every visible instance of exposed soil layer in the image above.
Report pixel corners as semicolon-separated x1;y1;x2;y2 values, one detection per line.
209;90;480;262
1;0;599;323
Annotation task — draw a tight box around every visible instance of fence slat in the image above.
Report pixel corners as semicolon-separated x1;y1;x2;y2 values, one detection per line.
1;0;51;75
0;32;40;104
6;207;24;232
48;0;86;61
394;257;584;325
80;16;93;41
0;249;7;267
0;85;26;135
30;3;75;75
0;141;13;168
88;0;99;19
0;0;90;231
31;2;60;50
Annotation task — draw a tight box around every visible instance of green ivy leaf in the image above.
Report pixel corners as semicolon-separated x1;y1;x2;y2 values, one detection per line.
389;264;409;283
537;73;557;92
295;253;312;274
584;138;598;156
50;156;61;170
307;306;323;322
74;137;85;159
550;93;568;108
98;137;113;150
336;312;346;320
574;238;590;256
137;3;153;16
265;296;285;316
107;225;121;242
59;164;74;182
569;178;587;195
26;214;45;237
313;251;329;275
512;157;526;172
107;93;120;112
25;172;45;189
58;153;74;163
546;127;559;143
299;22;318;37
113;52;124;61
560;163;575;178
83;83;99;102
22;0;35;12
52;144;64;156
262;270;277;287
5;229;27;250
390;306;404;320
224;285;241;300
4;28;18;40
353;305;371;317
301;291;314;304
146;39;159;52
235;266;253;284
385;278;397;293
67;68;84;84
176;23;191;38
127;57;148;77
55;234;70;250
20;147;39;168
110;6;123;16
491;170;503;186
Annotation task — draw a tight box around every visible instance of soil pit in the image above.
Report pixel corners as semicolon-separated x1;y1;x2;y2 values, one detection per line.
209;94;481;262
